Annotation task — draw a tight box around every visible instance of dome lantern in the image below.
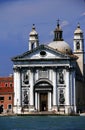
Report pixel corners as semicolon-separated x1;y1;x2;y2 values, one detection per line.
53;20;63;41
48;20;72;55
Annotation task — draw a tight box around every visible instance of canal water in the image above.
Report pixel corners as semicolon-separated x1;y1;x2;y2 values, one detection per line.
0;116;85;130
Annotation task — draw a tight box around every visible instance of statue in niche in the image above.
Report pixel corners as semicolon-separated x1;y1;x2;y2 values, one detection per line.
59;71;64;84
23;90;29;106
23;72;29;84
59;90;65;104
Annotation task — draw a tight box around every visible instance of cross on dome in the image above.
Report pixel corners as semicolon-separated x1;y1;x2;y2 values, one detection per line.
32;24;35;30
57;19;60;27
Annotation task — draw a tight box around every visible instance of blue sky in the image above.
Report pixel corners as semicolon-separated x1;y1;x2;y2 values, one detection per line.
0;0;85;76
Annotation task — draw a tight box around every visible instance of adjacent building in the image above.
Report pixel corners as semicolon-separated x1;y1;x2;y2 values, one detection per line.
0;75;14;113
12;22;85;114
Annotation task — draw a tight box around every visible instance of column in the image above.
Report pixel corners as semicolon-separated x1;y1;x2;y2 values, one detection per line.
65;68;70;114
37;93;40;111
29;42;31;51
73;70;76;113
52;69;57;111
35;92;38;111
74;40;76;52
13;67;21;114
48;92;52;111
29;68;34;111
17;70;21;113
49;69;52;80
13;68;17;113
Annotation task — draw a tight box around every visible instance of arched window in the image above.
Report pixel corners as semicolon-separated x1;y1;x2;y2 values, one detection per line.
76;42;80;50
31;43;35;50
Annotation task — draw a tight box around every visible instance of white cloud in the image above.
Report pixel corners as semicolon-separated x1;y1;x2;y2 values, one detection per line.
81;12;85;16
61;21;69;27
50;31;54;36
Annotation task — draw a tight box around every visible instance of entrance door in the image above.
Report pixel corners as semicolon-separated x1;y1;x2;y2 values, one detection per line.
40;93;48;111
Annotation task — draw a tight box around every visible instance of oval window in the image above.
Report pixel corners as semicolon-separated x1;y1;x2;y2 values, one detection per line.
40;51;46;56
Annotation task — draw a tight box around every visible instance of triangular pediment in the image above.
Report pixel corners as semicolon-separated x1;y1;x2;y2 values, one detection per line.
12;45;71;61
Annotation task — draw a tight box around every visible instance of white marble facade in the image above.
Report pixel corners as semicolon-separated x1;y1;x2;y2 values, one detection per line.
12;22;84;114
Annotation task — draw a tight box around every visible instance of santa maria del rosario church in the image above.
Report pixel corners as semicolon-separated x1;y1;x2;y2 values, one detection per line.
12;21;85;114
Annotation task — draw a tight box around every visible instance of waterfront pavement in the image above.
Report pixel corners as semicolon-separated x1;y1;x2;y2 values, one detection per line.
0;111;57;116
0;111;81;116
80;112;85;116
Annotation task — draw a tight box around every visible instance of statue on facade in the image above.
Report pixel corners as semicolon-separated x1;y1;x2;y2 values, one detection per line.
59;71;64;84
23;73;29;84
23;91;29;107
59;90;65;104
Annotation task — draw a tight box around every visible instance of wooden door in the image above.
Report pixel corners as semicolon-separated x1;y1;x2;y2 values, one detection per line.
40;93;48;111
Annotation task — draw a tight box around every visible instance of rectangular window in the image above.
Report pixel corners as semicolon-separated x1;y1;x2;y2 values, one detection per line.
0;97;4;101
8;104;12;109
10;83;12;87
8;96;11;100
5;83;8;87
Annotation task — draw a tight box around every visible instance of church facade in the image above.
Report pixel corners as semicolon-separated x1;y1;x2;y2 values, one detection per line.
12;22;85;114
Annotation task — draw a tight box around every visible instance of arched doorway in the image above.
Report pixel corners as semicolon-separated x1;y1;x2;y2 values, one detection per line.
34;79;53;111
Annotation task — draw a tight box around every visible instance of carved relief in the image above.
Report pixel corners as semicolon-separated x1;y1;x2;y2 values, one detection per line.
38;69;48;79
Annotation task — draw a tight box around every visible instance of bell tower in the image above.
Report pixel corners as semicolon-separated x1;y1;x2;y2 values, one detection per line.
29;24;39;50
73;23;84;77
